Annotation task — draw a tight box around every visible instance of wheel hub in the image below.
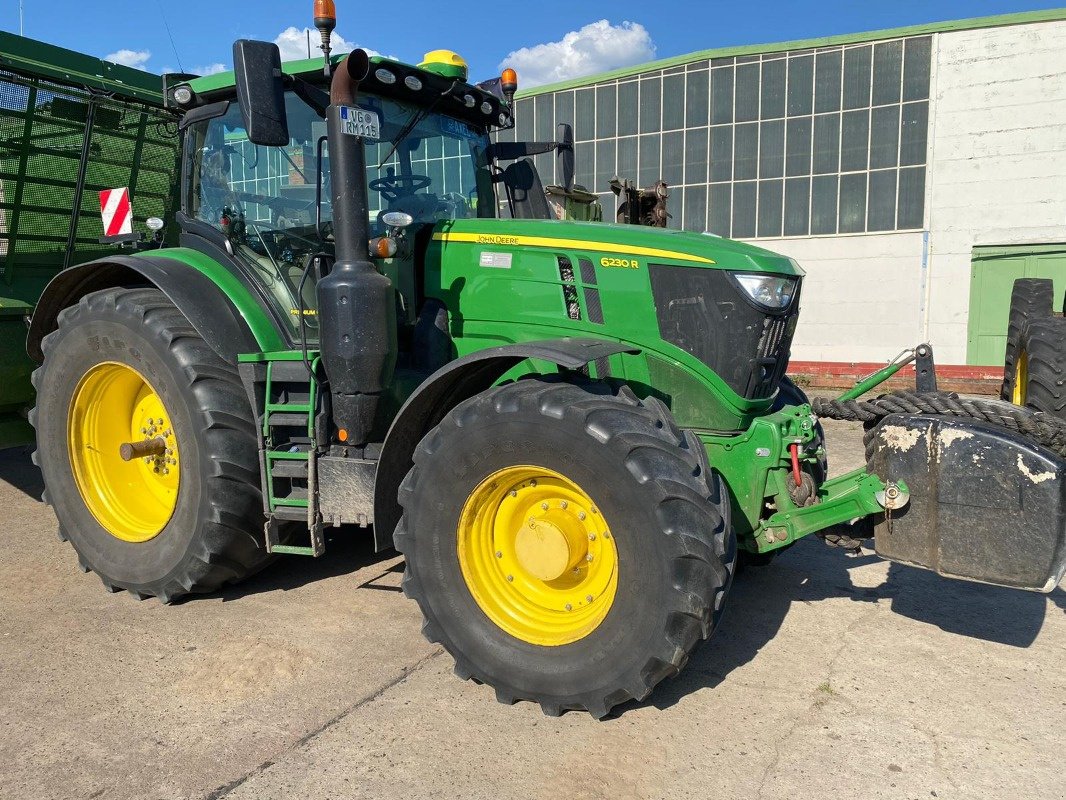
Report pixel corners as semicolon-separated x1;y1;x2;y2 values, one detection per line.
67;362;181;542
457;465;617;646
515;517;583;581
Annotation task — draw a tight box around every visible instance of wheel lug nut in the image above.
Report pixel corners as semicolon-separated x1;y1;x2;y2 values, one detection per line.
560;500;567;509
506;574;514;582
578;511;586;520
591;507;598;515
529;479;537;487
540;502;548;510
509;490;517;498
564;603;572;611
604;532;611;540
495;551;502;558
588;533;596;541
586;595;593;603
586;554;594;562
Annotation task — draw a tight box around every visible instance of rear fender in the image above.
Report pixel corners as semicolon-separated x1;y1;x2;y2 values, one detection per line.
27;252;286;365
372;338;639;551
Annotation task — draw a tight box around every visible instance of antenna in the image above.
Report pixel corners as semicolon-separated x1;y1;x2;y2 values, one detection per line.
19;0;24;36
154;0;185;73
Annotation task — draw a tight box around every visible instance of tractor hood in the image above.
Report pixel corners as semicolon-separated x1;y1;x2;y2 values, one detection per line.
432;218;803;276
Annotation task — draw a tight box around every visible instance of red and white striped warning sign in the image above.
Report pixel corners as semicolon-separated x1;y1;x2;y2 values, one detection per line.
99;187;133;237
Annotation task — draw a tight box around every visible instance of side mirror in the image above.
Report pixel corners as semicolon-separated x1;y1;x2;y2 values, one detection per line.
557;123;575;192
232;40;289;146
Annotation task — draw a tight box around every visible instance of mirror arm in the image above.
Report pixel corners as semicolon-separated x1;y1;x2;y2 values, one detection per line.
286;74;330;117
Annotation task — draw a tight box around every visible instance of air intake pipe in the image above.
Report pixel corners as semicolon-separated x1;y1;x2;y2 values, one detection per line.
317;49;396;445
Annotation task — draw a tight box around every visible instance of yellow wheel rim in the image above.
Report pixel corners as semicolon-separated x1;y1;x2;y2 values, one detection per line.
67;362;181;542
1012;349;1029;406
457;465;618;646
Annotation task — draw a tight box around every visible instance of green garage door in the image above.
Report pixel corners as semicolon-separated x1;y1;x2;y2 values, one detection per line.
967;244;1066;366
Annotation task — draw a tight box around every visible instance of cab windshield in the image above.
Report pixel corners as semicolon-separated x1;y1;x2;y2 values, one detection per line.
184;90;494;335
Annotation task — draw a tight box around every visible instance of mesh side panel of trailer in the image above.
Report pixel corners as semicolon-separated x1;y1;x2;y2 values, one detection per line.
0;69;180;273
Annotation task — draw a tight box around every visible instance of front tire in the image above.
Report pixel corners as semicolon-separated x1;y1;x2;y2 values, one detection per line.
395;379;735;718
31;288;272;602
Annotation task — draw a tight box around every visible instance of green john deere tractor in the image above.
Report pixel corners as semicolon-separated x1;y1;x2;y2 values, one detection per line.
27;9;1066;718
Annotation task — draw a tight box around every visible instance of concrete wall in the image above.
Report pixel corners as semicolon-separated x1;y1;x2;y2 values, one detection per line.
924;19;1066;364
750;232;925;362
746;19;1066;365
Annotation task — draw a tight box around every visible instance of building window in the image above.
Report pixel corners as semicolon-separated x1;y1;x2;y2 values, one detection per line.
502;34;930;236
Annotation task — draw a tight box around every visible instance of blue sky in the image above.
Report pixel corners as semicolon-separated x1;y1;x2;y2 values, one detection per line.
4;0;1064;87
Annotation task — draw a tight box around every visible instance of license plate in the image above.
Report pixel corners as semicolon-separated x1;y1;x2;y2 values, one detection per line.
340;106;380;140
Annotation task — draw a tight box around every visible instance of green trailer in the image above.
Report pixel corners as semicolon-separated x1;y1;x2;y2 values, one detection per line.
0;31;181;447
15;7;1066;719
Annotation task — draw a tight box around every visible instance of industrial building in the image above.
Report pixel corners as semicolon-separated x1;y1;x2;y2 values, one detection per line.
497;9;1066;368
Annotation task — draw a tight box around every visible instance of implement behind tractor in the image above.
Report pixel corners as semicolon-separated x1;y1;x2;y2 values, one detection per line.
0;32;180;447
17;3;1066;718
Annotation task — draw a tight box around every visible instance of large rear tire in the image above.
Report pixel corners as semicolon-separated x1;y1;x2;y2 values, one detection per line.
395;378;735;718
1014;318;1066;420
1001;279;1054;401
31;288;272;602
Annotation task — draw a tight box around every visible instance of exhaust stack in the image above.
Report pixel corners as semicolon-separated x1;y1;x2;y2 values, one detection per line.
316;49;396;446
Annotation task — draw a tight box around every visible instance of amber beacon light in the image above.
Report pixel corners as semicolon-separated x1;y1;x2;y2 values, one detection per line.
500;67;518;104
314;0;338;75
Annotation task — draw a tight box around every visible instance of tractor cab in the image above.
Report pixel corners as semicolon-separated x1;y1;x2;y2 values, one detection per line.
170;47;507;341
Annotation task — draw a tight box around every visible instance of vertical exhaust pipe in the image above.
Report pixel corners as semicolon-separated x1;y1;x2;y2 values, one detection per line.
317;49;396;445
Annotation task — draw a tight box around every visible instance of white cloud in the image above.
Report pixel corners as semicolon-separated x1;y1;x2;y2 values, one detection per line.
273;26;380;63
192;63;227;76
104;49;152;70
498;20;656;89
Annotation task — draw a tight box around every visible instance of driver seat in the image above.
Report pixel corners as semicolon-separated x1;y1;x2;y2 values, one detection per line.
498;158;552;219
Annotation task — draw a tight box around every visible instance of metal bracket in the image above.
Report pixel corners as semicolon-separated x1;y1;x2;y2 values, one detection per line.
914;343;937;393
875;481;910;510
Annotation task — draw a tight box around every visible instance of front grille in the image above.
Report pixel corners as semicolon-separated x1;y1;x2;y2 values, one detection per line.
649;264;799;399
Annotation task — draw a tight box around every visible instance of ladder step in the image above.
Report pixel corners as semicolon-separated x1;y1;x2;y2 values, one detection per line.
267;449;310;461
273;496;309;508
271;506;307;521
270;460;307;479
266;403;312;413
268;361;314;382
270;544;319;556
267;412;311;427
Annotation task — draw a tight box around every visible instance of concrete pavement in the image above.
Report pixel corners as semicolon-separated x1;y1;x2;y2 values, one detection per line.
1;419;1063;800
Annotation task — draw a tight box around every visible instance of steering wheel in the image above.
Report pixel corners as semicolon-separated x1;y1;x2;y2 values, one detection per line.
369;167;432;202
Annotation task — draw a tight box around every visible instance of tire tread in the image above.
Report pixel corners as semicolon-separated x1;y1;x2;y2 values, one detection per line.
395;378;736;718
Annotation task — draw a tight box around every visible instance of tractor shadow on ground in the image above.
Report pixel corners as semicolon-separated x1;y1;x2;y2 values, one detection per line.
621;536;1063;716
205;528;399;602
0;446;45;501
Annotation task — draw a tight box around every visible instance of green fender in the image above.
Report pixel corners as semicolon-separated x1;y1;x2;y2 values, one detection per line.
27;248;286;364
373;338;639;552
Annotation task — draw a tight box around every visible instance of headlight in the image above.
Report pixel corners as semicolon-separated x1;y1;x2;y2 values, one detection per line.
731;273;797;311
